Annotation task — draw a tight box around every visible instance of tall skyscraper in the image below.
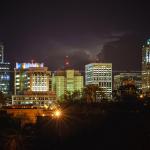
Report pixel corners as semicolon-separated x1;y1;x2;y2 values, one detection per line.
0;44;10;94
85;63;112;99
142;39;150;94
13;62;55;105
52;69;83;101
0;44;4;63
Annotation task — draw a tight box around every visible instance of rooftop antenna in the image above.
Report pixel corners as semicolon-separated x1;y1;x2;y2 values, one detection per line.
64;55;70;67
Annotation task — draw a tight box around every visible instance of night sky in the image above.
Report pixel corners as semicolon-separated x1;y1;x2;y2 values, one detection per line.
0;0;150;71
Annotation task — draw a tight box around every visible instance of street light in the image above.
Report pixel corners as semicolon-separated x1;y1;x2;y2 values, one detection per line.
140;94;144;99
52;109;62;118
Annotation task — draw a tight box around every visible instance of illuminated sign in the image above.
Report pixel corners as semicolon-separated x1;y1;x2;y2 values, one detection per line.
16;63;44;69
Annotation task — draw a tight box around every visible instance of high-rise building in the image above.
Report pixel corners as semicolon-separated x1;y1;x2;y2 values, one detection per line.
142;39;150;94
13;62;55;105
52;69;83;101
14;62;50;94
0;44;10;94
85;63;112;99
52;71;65;99
114;73;142;91
0;44;4;63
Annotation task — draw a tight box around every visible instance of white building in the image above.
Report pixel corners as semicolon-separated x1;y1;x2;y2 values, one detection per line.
85;63;112;99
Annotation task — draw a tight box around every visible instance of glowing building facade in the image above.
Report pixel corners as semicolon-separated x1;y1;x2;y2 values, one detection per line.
52;71;65;99
0;44;4;63
13;62;55;105
52;69;83;101
85;63;112;99
114;73;142;90
142;39;150;94
0;44;10;94
14;62;49;94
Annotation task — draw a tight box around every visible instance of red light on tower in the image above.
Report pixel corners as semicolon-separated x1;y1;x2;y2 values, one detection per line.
66;61;69;65
31;59;34;63
64;55;70;67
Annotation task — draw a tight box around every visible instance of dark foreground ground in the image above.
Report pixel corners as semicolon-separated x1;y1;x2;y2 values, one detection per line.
0;102;150;150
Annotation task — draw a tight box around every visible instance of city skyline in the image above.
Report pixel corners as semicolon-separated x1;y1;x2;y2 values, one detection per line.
0;1;150;71
0;2;150;150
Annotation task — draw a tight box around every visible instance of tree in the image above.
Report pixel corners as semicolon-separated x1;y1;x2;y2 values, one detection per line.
72;90;82;101
64;91;72;102
2;116;35;150
83;84;106;103
0;91;6;106
119;83;139;100
112;90;120;102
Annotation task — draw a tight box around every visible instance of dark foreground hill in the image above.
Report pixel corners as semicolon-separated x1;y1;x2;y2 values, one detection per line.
0;102;150;150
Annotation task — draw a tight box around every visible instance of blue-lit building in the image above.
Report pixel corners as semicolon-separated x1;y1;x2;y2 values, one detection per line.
0;44;10;94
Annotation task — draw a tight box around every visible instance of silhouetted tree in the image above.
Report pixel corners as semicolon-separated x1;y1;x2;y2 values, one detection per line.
119;84;138;101
83;84;106;103
64;90;82;103
64;91;72;102
112;90;120;102
72;90;82;101
0;91;6;106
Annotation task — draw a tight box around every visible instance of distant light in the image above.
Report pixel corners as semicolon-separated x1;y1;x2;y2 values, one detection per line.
140;94;144;99
42;114;45;117
44;105;48;109
147;39;150;45
52;109;62;118
66;62;69;65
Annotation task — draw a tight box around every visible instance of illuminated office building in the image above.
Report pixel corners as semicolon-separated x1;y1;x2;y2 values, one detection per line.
85;63;112;99
12;92;56;106
14;62;50;94
142;38;150;95
13;62;55;105
0;44;4;62
52;69;83;100
0;44;10;94
114;73;142;90
52;71;65;99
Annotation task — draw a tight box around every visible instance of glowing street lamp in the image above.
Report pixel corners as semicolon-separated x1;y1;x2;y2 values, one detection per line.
52;109;62;118
140;94;144;99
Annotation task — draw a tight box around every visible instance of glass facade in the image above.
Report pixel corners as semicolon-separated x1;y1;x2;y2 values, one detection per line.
0;44;4;63
0;63;10;94
0;44;10;94
142;39;150;94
